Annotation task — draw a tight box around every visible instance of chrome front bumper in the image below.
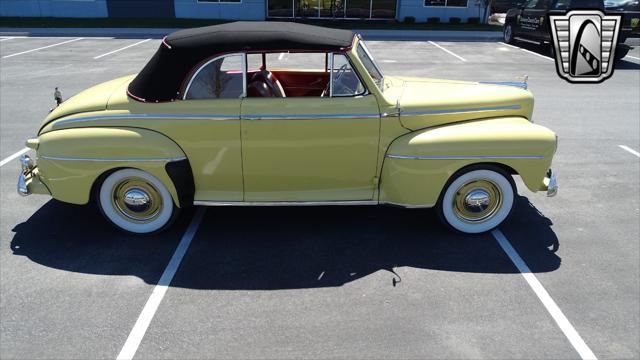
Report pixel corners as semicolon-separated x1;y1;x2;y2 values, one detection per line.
543;169;558;197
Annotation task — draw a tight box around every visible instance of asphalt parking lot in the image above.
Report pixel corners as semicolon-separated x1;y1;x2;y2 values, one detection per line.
0;32;639;359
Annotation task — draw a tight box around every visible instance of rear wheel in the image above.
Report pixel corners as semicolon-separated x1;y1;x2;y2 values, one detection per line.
437;166;516;234
98;168;178;234
504;24;514;44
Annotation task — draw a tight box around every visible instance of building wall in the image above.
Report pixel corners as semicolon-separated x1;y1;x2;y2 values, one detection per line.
108;0;175;17
0;0;108;17
174;0;265;20
397;0;483;22
0;0;481;22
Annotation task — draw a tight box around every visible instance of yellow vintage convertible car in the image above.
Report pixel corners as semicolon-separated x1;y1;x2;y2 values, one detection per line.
18;22;558;234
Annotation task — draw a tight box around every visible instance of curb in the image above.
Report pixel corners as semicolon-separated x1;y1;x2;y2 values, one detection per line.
0;27;503;41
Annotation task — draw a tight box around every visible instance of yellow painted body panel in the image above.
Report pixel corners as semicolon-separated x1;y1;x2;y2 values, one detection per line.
36;127;184;205
30;37;557;209
386;77;535;130
24;168;51;196
240;96;380;201
43;75;132;126
41;80;244;202
379;117;556;207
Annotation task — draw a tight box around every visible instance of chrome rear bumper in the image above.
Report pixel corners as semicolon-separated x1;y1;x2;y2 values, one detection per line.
17;154;49;197
543;169;558;197
17;154;34;196
17;172;29;196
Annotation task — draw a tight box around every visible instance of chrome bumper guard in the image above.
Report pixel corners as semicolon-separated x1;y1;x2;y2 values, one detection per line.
544;169;558;197
17;154;35;196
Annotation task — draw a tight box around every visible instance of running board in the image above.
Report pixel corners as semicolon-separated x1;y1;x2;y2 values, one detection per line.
193;200;379;207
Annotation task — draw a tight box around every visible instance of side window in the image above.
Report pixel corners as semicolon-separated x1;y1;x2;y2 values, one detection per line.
266;52;326;71
525;0;539;8
331;53;365;97
552;0;569;9
184;54;244;100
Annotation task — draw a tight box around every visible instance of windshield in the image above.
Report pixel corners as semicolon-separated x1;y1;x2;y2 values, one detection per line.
604;0;633;5
356;40;384;92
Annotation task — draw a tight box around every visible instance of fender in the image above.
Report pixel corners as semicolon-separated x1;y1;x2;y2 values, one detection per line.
36;127;189;206
379;117;557;207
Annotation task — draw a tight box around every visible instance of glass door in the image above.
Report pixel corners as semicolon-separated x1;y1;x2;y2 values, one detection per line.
268;0;294;17
267;0;396;19
295;0;320;17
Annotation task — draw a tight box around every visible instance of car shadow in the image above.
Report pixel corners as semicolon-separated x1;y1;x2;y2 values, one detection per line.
10;195;560;290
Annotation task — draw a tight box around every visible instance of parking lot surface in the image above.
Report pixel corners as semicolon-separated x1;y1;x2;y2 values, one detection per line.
1;33;638;359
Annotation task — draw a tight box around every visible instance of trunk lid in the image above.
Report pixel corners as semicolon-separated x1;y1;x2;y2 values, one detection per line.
385;76;534;130
40;75;135;132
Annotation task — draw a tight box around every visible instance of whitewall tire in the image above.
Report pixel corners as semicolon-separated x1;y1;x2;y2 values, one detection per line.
98;169;176;234
437;167;515;234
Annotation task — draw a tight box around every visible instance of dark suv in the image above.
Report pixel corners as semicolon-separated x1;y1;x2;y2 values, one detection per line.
605;0;640;41
503;0;634;60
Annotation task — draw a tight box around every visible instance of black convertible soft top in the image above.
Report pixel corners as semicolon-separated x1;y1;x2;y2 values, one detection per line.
128;21;355;102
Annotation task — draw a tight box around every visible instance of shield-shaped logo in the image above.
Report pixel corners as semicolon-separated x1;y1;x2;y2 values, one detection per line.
549;10;622;83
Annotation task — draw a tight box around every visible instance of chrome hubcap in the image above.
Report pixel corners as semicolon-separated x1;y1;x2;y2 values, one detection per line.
112;178;162;222
453;180;503;223
123;189;151;213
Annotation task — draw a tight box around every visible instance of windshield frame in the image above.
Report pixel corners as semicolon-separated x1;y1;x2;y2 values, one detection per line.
355;36;385;92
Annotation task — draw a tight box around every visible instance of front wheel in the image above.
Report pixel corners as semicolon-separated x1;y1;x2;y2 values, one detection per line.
437;166;516;234
98;168;178;234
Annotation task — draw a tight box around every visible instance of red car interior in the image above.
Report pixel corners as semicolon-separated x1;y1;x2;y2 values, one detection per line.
246;69;329;97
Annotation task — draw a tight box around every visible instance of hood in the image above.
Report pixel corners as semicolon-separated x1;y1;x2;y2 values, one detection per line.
40;75;135;132
385;77;534;131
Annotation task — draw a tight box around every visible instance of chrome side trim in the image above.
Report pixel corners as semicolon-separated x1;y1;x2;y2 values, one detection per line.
400;104;521;116
242;113;380;120
386;154;544;160
479;81;528;90
194;200;378;207
55;114;238;126
39;155;186;162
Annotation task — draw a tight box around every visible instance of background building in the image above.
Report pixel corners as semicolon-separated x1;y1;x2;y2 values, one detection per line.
0;0;487;23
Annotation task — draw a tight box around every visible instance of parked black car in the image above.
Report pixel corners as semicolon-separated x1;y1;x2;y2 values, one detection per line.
605;0;640;41
492;0;520;13
503;0;634;61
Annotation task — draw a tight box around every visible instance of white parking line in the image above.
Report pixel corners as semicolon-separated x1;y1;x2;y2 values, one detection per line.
498;42;555;61
94;39;151;59
619;145;640;158
2;37;84;59
428;41;467;62
117;207;206;360
0;37;17;42
499;41;521;50
519;47;555;61
0;148;29;167
492;230;597;360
